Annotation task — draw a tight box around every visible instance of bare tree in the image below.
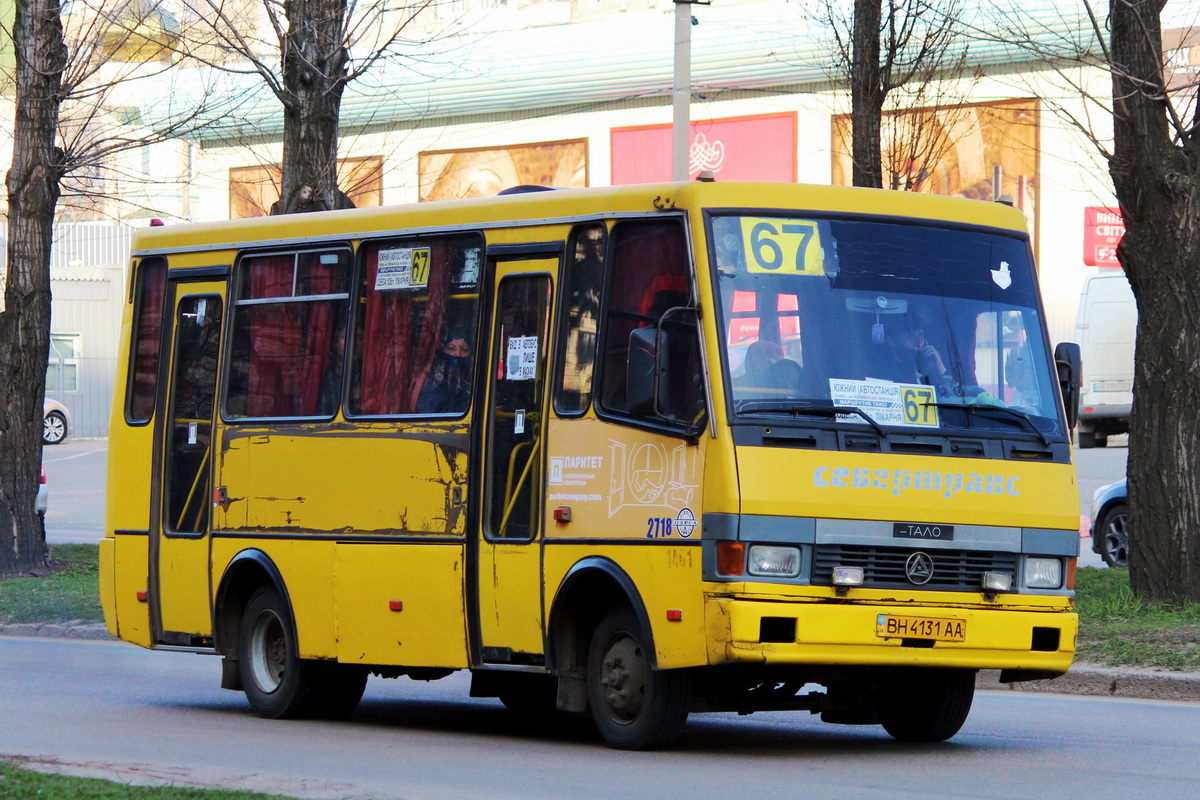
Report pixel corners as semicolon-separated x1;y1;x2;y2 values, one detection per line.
0;1;227;574
823;0;971;188
174;0;433;215
0;0;66;574
968;2;1200;602
1105;1;1200;603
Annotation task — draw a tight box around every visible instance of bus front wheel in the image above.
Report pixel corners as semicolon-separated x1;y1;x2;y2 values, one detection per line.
873;668;975;742
587;607;690;750
238;586;366;719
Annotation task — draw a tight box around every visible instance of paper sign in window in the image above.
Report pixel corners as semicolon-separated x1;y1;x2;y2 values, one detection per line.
375;247;431;291
506;335;538;381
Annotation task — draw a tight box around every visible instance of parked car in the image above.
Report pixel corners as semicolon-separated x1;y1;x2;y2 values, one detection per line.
43;398;71;445
37;465;48;538
1091;478;1129;567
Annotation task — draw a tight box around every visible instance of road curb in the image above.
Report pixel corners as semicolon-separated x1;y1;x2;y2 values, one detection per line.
978;664;1200;702
0;622;114;641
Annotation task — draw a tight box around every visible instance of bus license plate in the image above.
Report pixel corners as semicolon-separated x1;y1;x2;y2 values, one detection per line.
875;614;966;642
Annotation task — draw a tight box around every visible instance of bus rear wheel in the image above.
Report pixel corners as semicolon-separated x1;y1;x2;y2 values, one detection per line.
238;586;366;719
873;668;975;742
587;608;690;750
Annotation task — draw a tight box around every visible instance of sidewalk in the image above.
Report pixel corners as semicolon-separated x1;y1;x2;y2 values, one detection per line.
4;620;1199;702
978;664;1200;702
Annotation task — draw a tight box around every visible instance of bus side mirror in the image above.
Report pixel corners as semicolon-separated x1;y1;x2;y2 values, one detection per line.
1054;342;1081;430
628;327;668;417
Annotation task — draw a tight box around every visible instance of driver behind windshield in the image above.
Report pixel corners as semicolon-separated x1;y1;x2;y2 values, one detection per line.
869;316;947;385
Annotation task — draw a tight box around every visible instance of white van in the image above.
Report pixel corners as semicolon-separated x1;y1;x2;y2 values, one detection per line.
1075;271;1136;448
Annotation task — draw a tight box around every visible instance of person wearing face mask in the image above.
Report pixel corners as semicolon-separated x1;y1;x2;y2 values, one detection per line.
417;330;473;413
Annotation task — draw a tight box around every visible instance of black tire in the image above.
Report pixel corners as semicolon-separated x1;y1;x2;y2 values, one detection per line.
874;669;975;742
1095;433;1109;448
1077;430;1096;449
43;411;67;445
1096;502;1130;568
237;586;366;719
587;607;690;750
38;511;46;541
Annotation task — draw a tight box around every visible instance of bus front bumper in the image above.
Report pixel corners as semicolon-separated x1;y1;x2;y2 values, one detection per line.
706;596;1077;675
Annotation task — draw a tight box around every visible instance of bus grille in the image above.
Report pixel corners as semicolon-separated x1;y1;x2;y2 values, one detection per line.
811;544;1019;591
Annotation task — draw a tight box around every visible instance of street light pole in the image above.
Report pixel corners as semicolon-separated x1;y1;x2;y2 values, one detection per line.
671;0;694;182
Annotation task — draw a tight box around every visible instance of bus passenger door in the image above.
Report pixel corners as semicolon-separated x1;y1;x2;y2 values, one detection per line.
151;280;226;646
475;265;554;665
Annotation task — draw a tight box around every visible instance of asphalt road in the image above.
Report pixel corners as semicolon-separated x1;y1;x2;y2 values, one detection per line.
1;636;1197;800
43;436;1128;567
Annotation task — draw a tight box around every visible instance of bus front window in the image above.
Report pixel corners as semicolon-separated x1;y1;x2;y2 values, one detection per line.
710;213;1064;442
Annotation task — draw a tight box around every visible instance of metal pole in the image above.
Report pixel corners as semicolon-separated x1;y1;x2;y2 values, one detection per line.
672;0;691;181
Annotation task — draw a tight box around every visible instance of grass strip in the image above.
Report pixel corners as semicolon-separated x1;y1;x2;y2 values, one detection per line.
1075;566;1200;670
0;545;103;625
0;761;296;800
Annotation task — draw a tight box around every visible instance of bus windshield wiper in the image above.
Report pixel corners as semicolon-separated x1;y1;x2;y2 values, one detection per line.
925;401;1051;446
736;401;887;438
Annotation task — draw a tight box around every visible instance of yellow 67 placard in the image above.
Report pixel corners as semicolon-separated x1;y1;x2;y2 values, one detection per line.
409;247;431;288
901;386;940;427
739;218;824;276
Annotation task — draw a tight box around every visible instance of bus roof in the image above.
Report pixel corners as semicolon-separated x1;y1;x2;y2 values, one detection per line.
131;181;1029;257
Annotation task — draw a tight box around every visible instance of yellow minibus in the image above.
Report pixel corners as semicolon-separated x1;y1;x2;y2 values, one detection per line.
101;181;1081;749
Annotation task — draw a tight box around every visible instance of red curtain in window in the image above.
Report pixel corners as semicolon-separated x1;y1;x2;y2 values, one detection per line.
295;257;339;415
358;243;452;414
246;255;299;417
406;242;453;410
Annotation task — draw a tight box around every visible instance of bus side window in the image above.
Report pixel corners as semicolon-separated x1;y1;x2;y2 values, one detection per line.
555;223;605;415
349;234;483;417
597;219;701;425
126;257;168;424
225;248;351;420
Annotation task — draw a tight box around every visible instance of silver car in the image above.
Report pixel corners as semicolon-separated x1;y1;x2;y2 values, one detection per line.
43;398;71;445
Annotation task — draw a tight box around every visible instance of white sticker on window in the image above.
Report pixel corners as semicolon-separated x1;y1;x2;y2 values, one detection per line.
829;378;940;427
991;260;1012;289
514;409;526;434
506;335;538;380
375;247;431;291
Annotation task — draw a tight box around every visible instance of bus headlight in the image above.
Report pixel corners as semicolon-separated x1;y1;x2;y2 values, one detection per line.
1026;557;1063;589
747;545;801;578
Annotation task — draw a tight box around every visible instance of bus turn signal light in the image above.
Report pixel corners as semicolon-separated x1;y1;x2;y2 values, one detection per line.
716;541;745;576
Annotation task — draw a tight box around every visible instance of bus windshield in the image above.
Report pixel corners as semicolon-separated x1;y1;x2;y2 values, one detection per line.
710;213;1064;441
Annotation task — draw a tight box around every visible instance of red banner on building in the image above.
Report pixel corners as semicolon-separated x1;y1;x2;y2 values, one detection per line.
611;113;797;184
1083;207;1125;267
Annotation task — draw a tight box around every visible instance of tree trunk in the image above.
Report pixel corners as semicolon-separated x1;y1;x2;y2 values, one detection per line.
0;0;66;574
850;0;885;188
1109;0;1200;602
272;0;356;215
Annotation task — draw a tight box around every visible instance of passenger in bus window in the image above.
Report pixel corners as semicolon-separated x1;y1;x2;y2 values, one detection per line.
734;339;783;392
766;357;806;397
417;331;473;413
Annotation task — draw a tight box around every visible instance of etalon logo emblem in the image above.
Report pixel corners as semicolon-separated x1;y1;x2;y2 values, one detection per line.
905;552;935;585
